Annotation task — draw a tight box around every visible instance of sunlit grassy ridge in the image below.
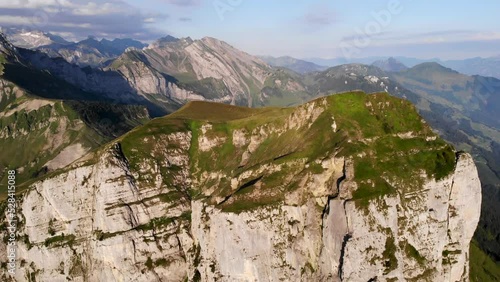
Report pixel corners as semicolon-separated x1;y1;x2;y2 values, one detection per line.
168;100;280;121
119;91;457;211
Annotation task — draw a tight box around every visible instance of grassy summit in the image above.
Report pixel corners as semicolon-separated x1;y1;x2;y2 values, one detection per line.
119;91;456;211
168;100;280;121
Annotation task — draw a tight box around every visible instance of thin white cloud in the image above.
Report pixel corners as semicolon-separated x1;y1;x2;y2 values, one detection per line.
72;2;130;16
0;15;33;25
470;32;500;41
342;30;500;48
0;0;73;9
58;22;92;28
301;3;337;26
0;0;170;40
158;0;202;7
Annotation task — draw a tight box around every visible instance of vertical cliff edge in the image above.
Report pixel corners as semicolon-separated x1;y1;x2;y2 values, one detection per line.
0;91;481;281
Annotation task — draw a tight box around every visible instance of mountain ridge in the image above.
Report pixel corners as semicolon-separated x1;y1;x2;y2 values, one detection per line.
36;36;148;67
0;91;482;281
372;57;409;72
260;55;328;74
108;36;310;108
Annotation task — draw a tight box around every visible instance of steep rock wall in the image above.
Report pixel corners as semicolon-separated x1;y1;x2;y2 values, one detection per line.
0;93;482;281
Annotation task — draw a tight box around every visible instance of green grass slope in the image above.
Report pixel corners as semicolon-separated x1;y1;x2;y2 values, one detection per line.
116;91;456;212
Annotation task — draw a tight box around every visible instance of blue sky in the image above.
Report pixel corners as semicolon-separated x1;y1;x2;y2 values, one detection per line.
1;0;499;59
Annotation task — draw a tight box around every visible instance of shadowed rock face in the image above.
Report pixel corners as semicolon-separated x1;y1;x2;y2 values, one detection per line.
0;92;481;281
260;55;329;74
0;76;150;191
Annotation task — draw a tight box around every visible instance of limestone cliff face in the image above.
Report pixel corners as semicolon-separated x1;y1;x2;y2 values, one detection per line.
110;37;307;107
0;92;481;281
138;37;270;106
190;152;480;282
111;56;226;105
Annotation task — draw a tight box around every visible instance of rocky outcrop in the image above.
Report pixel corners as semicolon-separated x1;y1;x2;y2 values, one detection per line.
0;92;481;281
189;152;480;282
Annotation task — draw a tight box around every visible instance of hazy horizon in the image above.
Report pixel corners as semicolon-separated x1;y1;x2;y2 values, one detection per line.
0;1;499;60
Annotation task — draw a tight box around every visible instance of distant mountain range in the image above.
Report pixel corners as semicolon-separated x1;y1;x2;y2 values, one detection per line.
37;36;148;67
304;55;500;79
7;25;499;79
3;27;147;67
0;31;310;114
304;56;441;68
372;57;409;72
259;56;328;74
443;56;500;79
